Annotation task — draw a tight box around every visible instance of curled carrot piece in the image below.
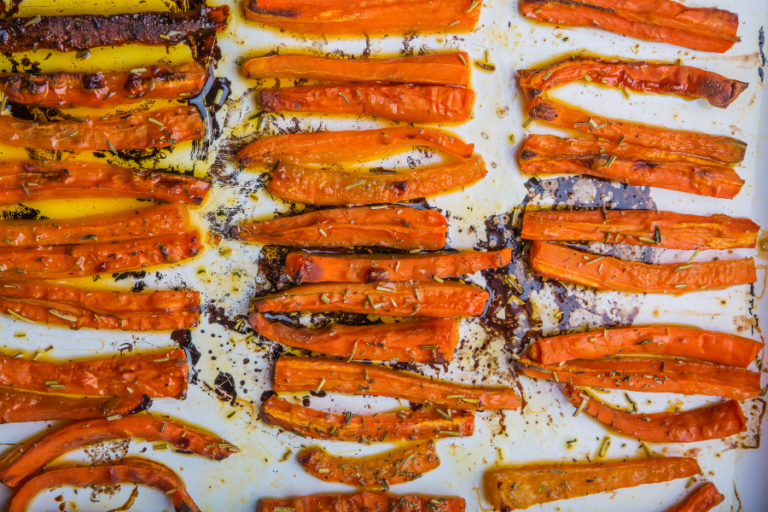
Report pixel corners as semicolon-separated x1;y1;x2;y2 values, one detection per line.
528;325;763;367
0;416;235;488
484;457;700;510
261;395;474;442
253;282;489;318
258;491;465;512
529;241;756;294
261;84;475;124
250;314;459;363
522;207;759;250
231;206;447;251
237;127;474;167
274;357;520;411
270;155;487;206
298;441;440;487
0;62;206;108
521;0;739;53
666;483;725;512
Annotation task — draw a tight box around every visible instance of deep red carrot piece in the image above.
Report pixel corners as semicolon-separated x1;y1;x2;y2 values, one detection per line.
666;483;725;512
258;491;465;512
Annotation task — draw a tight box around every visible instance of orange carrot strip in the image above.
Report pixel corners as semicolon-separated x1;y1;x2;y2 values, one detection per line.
261;395;474;442
237;127;474;167
666;483;725;512
484;457;700;510
250;314;459;363
253;281;489;318
529;241;756;294
258;491;465;512
274;357;520;411
230;206;447;251
261;84;475;124
243;53;470;87
528;325;763;367
269;155;487;206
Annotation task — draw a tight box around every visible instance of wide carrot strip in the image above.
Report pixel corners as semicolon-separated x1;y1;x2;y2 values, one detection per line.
269;156;487;206
529;241;756;294
244;0;482;36
253;282;489;318
274;357;520;411
237;127;474;167
0;416;235;488
0;106;204;151
261;395;475;442
298;441;439;487
517;357;761;400
521;0;739;53
231;206;447;251
527;97;747;164
258;491;465;512
484;457;700;510
666;483;725;512
528;325;763;367
250;314;459;364
0;62;206;108
0;349;188;398
260;84;475;124
8;457;199;512
521;208;759;250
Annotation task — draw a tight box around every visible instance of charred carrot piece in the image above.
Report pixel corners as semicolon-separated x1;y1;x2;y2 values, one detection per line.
244;0;482;36
0;106;204;151
666;483;725;512
285;248;511;284
253;282;489;318
527;97;747;164
274;357;520;410
529;241;756;294
258;491;465;512
528;325;763;367
231;206;447;251
250;314;459;364
298;441;440;487
562;385;746;443
261;395;474;442
270;156;487;206
237;127;474;167
484;457;700;510
261;84;475;124
0;349;188;398
521;0;739;53
0;160;211;205
517;357;761;400
8;457;199;512
0;62;206;108
0;416;235;488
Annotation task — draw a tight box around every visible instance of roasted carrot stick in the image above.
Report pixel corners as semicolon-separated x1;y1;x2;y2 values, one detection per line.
285;249;511;284
8;457;199;512
244;0;482;36
237;127;474;167
0;106;204;151
0;160;211;205
0;387;151;424
666;483;725;512
529;242;756;294
0;62;206;108
253;282;489;318
258;491;465;512
527;97;747;164
261;395;475;442
0;416;235;488
0;349;188;398
269;156;487;206
250;314;459;363
243;53;470;87
484;457;700;510
261;84;475;124
521;208;759;250
274;357;520;410
517;357;761;400
231;206;447;251
521;0;739;53
298;441;440;487
528;325;763;367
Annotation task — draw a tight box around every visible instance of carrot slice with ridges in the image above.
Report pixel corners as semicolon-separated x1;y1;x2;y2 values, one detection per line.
666;483;725;512
258;491;465;512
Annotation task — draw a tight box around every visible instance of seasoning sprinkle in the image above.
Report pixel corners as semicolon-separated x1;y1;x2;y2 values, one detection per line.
345;179;365;190
315;378;326;394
